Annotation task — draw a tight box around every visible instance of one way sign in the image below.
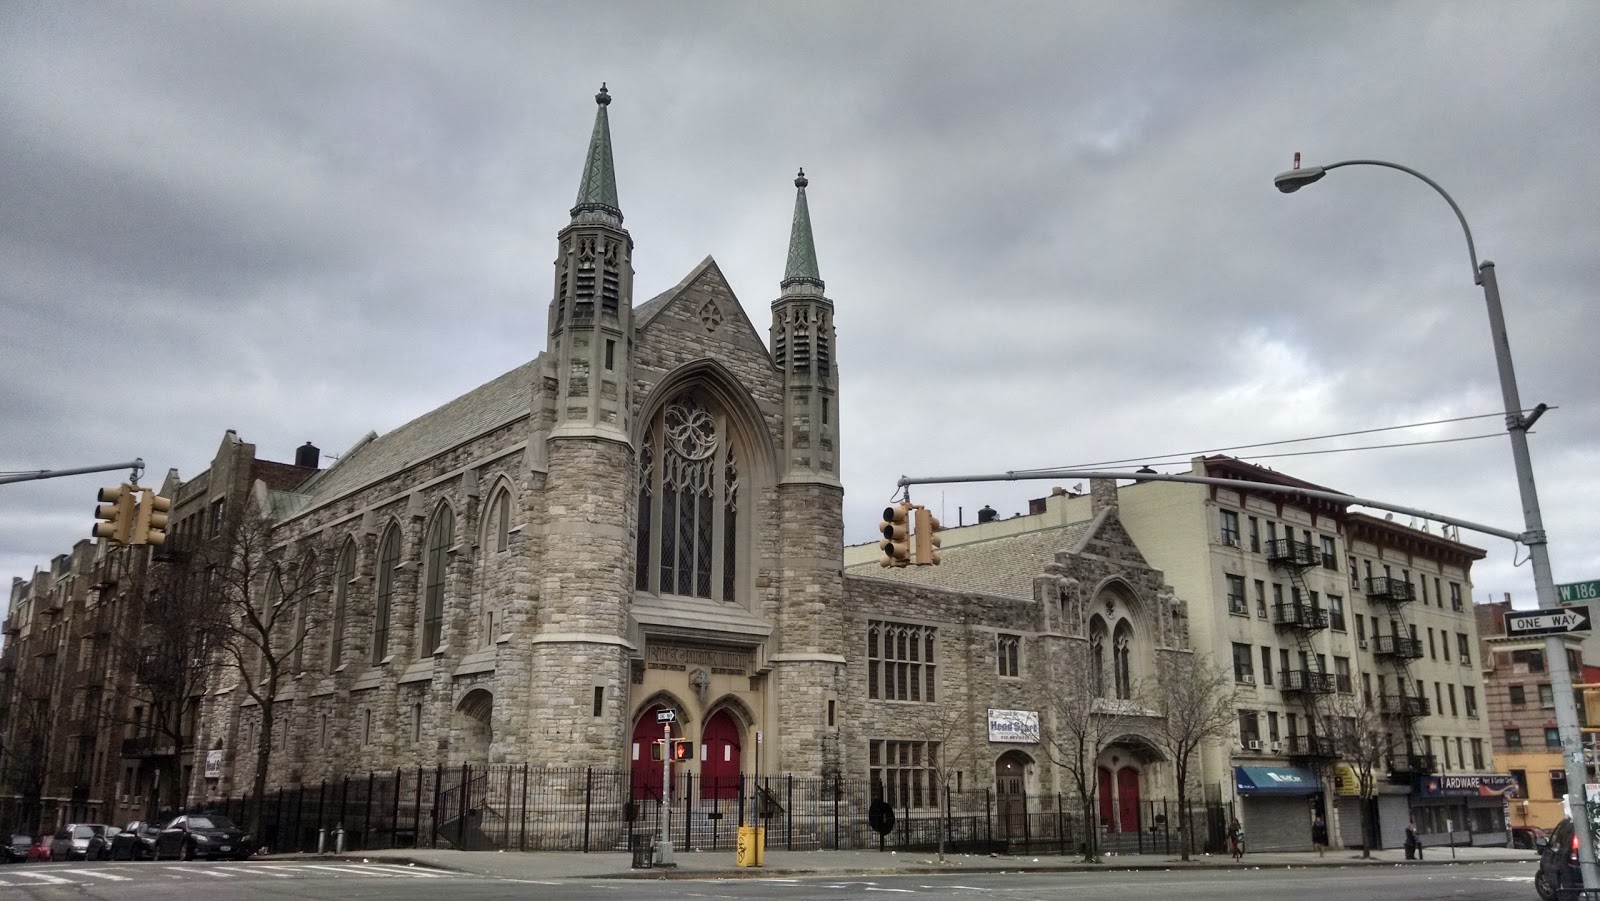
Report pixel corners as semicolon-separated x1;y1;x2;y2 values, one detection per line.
1505;605;1592;638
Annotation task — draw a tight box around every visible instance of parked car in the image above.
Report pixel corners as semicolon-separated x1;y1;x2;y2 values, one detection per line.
108;821;162;861
1535;818;1581;901
1514;825;1550;851
49;824;113;861
4;834;32;863
27;835;51;862
153;815;251;861
85;825;121;860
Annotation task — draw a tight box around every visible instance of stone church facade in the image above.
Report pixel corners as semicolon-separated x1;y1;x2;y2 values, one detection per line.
181;87;1195;828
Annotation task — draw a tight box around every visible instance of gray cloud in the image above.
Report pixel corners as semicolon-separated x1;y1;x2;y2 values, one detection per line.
3;1;1597;608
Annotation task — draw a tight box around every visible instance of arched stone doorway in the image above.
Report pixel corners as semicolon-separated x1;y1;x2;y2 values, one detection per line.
995;750;1032;839
1096;735;1163;833
699;709;743;799
629;703;680;801
454;689;493;767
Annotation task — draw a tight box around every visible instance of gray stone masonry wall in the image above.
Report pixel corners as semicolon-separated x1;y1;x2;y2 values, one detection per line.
539;438;635;638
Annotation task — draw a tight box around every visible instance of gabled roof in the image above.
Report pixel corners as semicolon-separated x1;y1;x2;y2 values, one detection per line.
844;520;1097;600
633;255;719;329
293;358;540;509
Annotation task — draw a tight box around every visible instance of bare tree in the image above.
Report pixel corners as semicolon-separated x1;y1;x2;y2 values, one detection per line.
1143;651;1238;861
0;667;55;833
1040;639;1142;863
913;704;986;862
1324;692;1392;858
194;502;328;838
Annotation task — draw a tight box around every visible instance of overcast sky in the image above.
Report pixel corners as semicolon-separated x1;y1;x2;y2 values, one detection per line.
4;2;1597;612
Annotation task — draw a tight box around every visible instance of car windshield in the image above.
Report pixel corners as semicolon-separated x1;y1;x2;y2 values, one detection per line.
72;825;95;839
188;816;235;830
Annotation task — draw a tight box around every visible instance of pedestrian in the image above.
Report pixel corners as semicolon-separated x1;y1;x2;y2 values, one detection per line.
1227;817;1245;861
1405;820;1423;860
1312;814;1328;857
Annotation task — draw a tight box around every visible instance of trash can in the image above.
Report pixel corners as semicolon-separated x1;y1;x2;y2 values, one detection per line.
735;826;765;867
631;840;655;869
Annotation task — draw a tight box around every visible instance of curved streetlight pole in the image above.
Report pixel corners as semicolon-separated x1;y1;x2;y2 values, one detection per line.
1277;158;1590;882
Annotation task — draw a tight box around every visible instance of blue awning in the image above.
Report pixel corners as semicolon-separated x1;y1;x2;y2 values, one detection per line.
1235;765;1320;795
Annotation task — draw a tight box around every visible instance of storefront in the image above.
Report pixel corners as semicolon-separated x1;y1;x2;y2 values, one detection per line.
1331;763;1411;850
1412;773;1515;847
1235;765;1321;851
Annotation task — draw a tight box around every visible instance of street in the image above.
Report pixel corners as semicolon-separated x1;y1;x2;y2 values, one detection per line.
0;861;1536;900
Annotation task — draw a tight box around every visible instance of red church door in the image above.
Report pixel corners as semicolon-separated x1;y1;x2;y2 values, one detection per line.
630;706;675;801
1116;767;1141;833
699;710;741;799
1097;766;1114;830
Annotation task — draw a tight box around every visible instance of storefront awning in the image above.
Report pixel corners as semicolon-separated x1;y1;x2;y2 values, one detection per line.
1235;765;1319;795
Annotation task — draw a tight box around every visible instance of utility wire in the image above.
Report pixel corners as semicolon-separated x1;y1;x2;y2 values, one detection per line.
1185;432;1502;464
1017;409;1529;473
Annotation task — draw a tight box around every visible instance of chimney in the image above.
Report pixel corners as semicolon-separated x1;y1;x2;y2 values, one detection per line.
295;441;321;469
1090;478;1117;514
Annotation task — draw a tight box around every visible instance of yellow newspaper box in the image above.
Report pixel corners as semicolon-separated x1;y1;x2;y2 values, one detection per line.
735;826;765;867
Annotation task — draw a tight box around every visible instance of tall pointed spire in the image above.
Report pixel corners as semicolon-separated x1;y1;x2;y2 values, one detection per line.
571;83;622;225
781;168;823;295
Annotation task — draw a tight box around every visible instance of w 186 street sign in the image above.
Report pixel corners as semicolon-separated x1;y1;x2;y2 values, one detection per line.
1505;605;1592;638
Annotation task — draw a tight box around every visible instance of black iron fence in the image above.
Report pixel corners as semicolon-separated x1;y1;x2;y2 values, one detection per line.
200;765;1234;857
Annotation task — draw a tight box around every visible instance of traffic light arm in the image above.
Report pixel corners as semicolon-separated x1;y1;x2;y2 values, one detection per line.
1;458;144;486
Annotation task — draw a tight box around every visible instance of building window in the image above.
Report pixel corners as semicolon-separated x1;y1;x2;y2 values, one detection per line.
1112;622;1133;700
870;739;939;809
1220;510;1240;546
1457;632;1471;666
1238;710;1261;745
1450;582;1463;611
1248;517;1260;552
1508;684;1526;707
1260;646;1274;687
1514;649;1545;673
1552;769;1568;798
1328;595;1346;631
1356;616;1366;645
634;393;742;603
1232;643;1255;684
604;338;615;370
293;555;315;673
489;489;512;553
209;499;225;536
1511;769;1529;797
1321;535;1337;570
1448;684;1458;717
1334;656;1352;693
997;634;1020;678
372;525;400;665
1427;628;1437;659
1546;727;1562;749
413;703;423;743
1464;686;1478;718
1471;738;1484;769
1540;684;1556;709
1506;728;1522;749
331;540;355;670
421;505;454;656
868;621;936;702
1253;580;1267;619
1226;575;1247;616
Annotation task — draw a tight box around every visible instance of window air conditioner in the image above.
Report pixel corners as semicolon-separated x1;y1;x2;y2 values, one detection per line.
1224;537;1241;548
1270;742;1283;753
1240;675;1255;685
1358;639;1369;650
1246;740;1263;751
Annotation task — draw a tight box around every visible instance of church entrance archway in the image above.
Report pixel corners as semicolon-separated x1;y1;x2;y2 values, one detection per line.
995;750;1031;839
454;689;494;767
699;709;742;799
630;705;678;801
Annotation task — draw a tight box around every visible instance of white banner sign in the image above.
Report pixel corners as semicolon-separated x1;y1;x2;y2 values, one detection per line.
204;750;225;780
988;708;1040;744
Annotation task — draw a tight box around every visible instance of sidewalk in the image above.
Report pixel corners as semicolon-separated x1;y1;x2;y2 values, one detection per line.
277;844;1540;881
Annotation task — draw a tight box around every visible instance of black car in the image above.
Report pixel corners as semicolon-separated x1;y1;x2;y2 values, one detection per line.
1515;825;1551;851
4;833;31;864
108;821;161;861
85;825;121;860
153;815;251;861
1536;818;1581;901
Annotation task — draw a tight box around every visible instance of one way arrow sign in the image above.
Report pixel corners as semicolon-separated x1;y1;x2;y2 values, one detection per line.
1505;605;1592;638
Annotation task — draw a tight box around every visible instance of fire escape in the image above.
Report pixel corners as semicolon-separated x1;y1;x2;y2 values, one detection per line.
1270;538;1338;763
1367;575;1435;780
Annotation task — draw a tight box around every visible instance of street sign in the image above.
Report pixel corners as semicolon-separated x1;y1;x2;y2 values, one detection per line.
1560;581;1600;604
656;710;676;723
1505;605;1593;638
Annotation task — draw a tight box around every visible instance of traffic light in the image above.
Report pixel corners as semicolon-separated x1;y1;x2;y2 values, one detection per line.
879;503;911;568
913;507;942;565
1580;683;1600;733
92;483;136;545
671;739;695;761
133;488;171;546
651;739;665;761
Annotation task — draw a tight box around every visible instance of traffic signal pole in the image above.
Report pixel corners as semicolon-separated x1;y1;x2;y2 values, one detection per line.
0;458;144;486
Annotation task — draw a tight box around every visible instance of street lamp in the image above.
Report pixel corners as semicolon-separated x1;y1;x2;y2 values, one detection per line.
1275;157;1591;884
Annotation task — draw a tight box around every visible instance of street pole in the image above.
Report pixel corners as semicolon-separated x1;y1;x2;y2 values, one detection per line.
1275;158;1596;888
657;721;673;866
0;458;144;486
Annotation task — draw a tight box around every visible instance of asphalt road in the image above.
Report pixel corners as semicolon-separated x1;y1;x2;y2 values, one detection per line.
0;860;1538;900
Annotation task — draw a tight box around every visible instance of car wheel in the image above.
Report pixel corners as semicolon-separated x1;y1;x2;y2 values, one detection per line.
1534;867;1557;901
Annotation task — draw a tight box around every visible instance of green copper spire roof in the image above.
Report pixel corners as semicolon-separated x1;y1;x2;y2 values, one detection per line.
781;168;824;294
571;84;622;225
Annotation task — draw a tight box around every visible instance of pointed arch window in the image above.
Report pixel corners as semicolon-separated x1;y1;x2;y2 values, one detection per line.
1088;617;1108;699
293;554;316;673
635;392;741;603
372;526;399;665
421;506;454;655
330;541;355;670
260;571;281;684
490;488;512;553
1112;621;1133;700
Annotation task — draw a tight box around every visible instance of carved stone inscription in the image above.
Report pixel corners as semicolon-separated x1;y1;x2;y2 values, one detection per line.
646;644;752;676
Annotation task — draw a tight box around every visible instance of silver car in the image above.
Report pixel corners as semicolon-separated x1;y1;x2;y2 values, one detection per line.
48;824;112;861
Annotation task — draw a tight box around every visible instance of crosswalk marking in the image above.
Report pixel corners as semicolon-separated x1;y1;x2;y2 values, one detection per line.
11;872;74;884
191;867;237;877
0;862;463;886
59;868;132;881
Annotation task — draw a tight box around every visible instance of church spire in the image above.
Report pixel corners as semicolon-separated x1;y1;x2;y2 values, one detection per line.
780;168;824;296
571;83;622;226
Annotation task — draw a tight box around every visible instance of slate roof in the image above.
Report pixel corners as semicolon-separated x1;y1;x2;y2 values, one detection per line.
844;520;1097;600
294;358;540;508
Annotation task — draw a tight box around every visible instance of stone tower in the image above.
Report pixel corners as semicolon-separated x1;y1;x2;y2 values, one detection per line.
768;170;847;774
529;85;636;760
